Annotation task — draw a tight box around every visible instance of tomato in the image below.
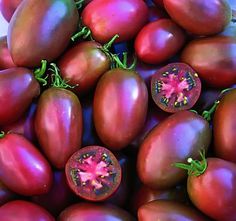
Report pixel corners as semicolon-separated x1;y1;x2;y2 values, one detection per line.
0;36;16;70
151;63;202;113
0;0;22;22
0;200;55;221
138;200;210;221
0;181;17;206
59;203;135;221
81;0;148;43
8;0;79;67
137;111;211;189
58;41;110;96
65;145;122;201
135;19;186;64
163;0;231;36
35;87;83;169
93;68;148;150
0;133;53;196
213;89;236;163
0;68;40;126
181;36;236;88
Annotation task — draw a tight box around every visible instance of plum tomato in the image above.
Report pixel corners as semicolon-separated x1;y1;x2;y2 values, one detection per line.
65;146;122;202
81;0;148;43
0;0;22;22
137;111;211;189
151;63;201;113
0;200;55;221
135;19;186;64
163;0;231;36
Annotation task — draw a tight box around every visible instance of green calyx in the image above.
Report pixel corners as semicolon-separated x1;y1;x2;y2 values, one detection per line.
71;26;92;42
34;60;48;86
174;150;207;177
75;0;84;9
0;131;5;138
111;52;137;70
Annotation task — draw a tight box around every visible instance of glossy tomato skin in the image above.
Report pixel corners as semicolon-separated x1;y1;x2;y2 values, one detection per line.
137;111;211;189
0;36;16;70
138;200;210;221
163;0;231;36
58;41;110;96
0;0;22;22
0;200;55;221
213;89;236;163
59;203;135;221
93;68;148;150
82;0;148;43
135;19;186;64
187;158;236;221
181;36;236;88
35;87;83;169
0;133;53;196
8;0;79;67
0;68;40;126
0;181;17;206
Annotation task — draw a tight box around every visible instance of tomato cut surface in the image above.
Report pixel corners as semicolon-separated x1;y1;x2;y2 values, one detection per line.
65;146;122;201
151;63;201;113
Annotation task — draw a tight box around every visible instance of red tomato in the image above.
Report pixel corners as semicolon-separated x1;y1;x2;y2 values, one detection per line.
0;0;22;22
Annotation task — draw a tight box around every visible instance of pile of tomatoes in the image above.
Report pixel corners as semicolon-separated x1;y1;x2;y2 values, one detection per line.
0;0;236;220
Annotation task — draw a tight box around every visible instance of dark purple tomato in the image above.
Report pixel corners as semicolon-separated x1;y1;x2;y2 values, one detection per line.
8;0;79;67
93;68;148;150
35;87;83;169
3;102;37;142
65;146;122;202
0;0;22;22
151;63;202;113
213;89;236;163
138;200;210;221
181;36;236;88
0;133;53;196
59;203;135;221
187;158;236;221
31;170;75;217
0;200;55;221
0;36;16;70
148;5;167;22
0;181;17;206
81;0;148;43
135;19;186;64
0;68;40;126
163;0;231;36
137;111;211;189
58;41;110;96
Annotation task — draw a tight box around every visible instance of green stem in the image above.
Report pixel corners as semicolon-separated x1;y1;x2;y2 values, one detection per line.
34;60;48;86
71;27;91;42
189;109;199;114
0;131;5;138
75;0;84;9
111;53;137;70
202;100;220;121
103;34;119;51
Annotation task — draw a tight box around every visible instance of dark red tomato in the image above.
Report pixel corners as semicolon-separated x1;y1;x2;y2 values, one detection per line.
135;19;186;64
93;68;148;150
0;133;53;196
58;41;110;96
148;5;167;22
8;0;79;67
81;0;148;43
163;0;231;36
0;0;22;22
65;146;122;202
0;181;17;206
138;200;210;221
137;111;211;189
59;203;135;221
151;63;202;113
35;87;83;169
187;158;236;221
32;170;75;217
181;36;236;88
0;36;16;70
213;89;236;163
153;0;164;8
0;68;40;126
0;200;55;221
3;102;37;142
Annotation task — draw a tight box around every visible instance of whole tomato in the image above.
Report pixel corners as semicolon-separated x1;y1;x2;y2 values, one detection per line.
0;133;53;196
81;0;148;43
0;200;55;221
181;36;236;88
135;19;186;64
137;111;211;189
8;0;79;67
93;68;148;150
0;0;22;22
